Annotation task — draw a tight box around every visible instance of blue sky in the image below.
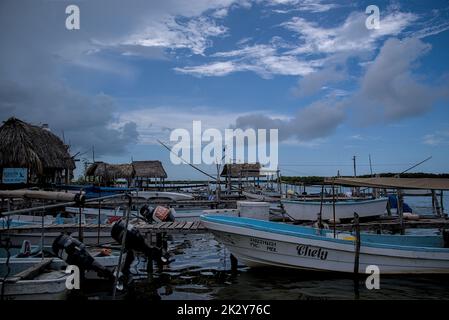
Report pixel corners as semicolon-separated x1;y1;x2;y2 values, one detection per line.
1;0;449;179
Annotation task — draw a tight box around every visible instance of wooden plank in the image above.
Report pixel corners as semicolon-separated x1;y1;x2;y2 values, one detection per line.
184;221;194;229
175;221;187;229
156;221;173;230
172;222;184;229
191;221;201;230
166;222;179;229
158;222;171;229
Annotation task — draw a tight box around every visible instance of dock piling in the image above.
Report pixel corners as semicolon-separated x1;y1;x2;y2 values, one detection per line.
230;254;238;273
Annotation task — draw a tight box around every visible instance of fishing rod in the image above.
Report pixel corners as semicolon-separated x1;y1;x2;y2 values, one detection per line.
398;156;432;176
157;139;218;181
157;140;243;192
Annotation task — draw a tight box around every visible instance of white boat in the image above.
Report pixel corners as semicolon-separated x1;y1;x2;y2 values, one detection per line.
201;215;449;274
242;191;279;202
281;197;388;221
4;231;114;247
0;258;69;300
1;215;56;229
131;191;193;201
1;244;122;278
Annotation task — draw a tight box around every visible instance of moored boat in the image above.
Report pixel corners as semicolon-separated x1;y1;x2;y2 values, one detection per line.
281;197;388;221
0;258;69;300
201;215;449;274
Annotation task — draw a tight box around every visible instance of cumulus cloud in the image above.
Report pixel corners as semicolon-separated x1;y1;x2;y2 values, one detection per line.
0;80;139;156
175;8;418;79
349;37;449;124
293;64;347;97
0;0;241;157
234;100;345;142
282;11;417;55
116;106;255;144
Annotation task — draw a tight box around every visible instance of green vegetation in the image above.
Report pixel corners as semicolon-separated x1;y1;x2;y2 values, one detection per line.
280;172;449;185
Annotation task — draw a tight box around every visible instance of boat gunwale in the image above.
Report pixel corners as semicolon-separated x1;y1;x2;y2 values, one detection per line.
201;215;448;253
281;197;389;206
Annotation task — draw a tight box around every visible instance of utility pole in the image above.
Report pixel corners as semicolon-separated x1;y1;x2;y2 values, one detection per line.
369;154;373;176
352;156;357;177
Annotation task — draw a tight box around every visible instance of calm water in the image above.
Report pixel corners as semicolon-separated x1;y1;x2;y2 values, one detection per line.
3;190;448;300
79;193;449;300
79;230;449;301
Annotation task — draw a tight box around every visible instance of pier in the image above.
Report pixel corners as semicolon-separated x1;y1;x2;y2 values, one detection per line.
0;221;206;236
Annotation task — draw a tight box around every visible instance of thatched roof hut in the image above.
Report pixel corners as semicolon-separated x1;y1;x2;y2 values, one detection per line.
220;163;261;178
86;162;134;180
132;160;167;179
0;117;75;184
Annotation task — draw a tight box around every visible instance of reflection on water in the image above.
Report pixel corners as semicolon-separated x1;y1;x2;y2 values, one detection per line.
93;232;449;301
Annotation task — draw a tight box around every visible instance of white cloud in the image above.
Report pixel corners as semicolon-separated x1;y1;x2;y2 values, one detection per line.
422;131;449;146
123;16;228;55
175;43;322;77
266;0;338;13
175;61;239;76
115;106;279;144
234;99;346;141
212;7;229;18
173;8;420;79
282;11;418;55
348;37;447;123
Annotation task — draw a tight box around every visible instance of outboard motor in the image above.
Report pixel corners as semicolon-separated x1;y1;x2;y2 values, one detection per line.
139;205;175;223
111;219;168;276
140;205;155;223
52;234;114;280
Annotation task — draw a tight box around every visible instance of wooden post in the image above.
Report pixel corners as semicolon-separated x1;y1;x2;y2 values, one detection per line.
230;254;238;273
162;232;168;252
332;182;336;238
97;197;101;245
146;231;154;274
432;190;436;215
318;185;324;230
441;190;445;217
78;205;84;242
397;189;404;235
353;212;361;298
386;196;392;216
41;211;45;260
434;191;442;217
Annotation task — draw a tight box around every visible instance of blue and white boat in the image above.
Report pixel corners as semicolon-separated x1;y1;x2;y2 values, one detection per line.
201;215;449;274
281;197;388;221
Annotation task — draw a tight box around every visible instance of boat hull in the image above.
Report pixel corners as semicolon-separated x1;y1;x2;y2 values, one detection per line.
0;271;68;300
4;231;113;247
281;198;388;221
202;217;449;274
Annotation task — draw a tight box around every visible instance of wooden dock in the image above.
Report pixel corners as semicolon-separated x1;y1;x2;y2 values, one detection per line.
0;220;207;236
2;217;448;238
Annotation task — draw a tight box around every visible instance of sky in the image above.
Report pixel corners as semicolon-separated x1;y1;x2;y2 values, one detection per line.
1;0;449;179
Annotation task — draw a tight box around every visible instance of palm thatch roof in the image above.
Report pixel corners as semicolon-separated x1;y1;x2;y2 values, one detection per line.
0;117;75;174
220;163;261;178
86;162;135;179
132;160;167;179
